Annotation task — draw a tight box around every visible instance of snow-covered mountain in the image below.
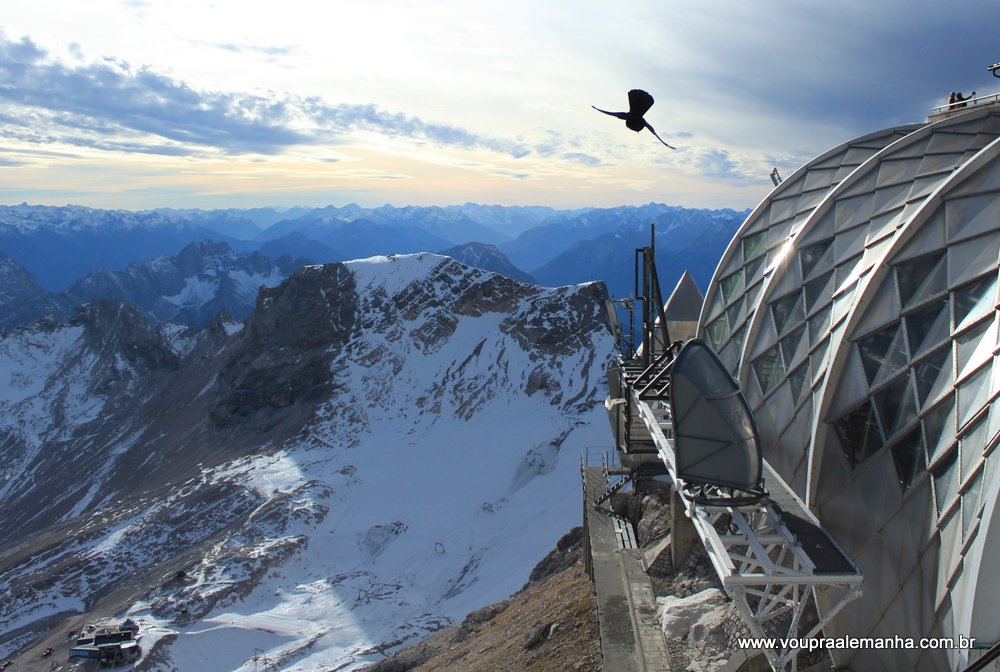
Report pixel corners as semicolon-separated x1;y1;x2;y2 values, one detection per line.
438;242;535;284
67;240;308;326
0;254;615;671
0;204;256;291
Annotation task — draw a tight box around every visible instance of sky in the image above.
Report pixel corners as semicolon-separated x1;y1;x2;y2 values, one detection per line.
0;1;996;212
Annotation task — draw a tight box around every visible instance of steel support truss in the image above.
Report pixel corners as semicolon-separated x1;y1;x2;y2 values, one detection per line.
632;394;863;672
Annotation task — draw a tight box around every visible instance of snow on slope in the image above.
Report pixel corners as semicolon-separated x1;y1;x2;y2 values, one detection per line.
0;253;615;671
130;255;612;671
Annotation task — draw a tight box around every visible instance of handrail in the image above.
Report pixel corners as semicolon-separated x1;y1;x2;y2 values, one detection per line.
930;91;1000;114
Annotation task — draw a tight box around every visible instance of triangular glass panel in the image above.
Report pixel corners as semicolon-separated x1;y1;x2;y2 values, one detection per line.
956;318;995;380
768;219;794;248
832;399;884;469
907;174;945;203
769;197;796;224
750;309;779;361
800;239;834;279
960;413;988;481
719;269;744;304
808;305;833;345
895;206;945;262
834;194;875;233
872;182;911;214
834;224;870;265
958;364;991;427
857;321;908;385
948;235;1000;289
954;273;997;331
949;151;1000;197
707;289;726;324
917;151;964;178
787;362;809;405
905;301;951;359
946;192;1000;244
913;346;954;409
854;275;902;337
827;343;869;420
745;281;764;314
876;158;920;189
896;251;947;309
743;204;771;235
804;167;839;192
742;230;768;263
780;324;808;369
726;296;745;329
730;322;748;361
795;187;827;214
718;341;738;374
932;447;959;516
924;393;957;464
926;130;973;155
874;373;918;438
839;165;878;197
889;425;926;491
771;290;805;336
743;255;767;287
866;208;905;247
804;271;836;313
797;209;836;246
705;314;730;349
752;346;784;395
962;468;984;541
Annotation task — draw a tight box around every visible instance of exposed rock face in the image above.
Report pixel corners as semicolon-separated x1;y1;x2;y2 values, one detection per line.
0;252;74;330
439;242;536;284
0;253;616;671
67;240;307;326
525;527;584;586
211;263;358;425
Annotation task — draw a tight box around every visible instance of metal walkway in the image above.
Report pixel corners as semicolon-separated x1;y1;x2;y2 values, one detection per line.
583;467;672;672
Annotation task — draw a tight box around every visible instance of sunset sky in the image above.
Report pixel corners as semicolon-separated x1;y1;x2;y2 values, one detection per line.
1;1;995;211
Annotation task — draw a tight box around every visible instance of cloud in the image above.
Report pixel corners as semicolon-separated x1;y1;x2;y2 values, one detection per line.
301;99;531;158
562;152;601;166
211;42;297;58
0;31;532;159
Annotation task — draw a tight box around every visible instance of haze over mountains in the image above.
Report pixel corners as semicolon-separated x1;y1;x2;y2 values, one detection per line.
0;202;745;332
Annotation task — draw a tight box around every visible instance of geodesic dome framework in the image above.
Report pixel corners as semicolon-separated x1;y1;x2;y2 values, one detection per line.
698;106;1000;670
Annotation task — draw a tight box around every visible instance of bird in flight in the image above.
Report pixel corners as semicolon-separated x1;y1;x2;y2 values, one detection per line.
593;89;676;149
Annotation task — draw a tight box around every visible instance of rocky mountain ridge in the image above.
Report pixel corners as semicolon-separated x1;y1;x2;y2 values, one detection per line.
0;253;616;671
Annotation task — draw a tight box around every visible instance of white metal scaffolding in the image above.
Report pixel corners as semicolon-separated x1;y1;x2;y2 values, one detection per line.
633;392;863;672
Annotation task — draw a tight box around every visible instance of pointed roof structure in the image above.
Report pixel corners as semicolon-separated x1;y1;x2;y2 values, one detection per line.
663;270;703;323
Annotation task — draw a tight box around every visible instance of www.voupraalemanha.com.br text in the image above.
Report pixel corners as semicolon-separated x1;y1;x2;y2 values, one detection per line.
737;635;977;652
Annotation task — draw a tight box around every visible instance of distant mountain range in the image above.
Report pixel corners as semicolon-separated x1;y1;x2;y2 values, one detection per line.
0;201;748;330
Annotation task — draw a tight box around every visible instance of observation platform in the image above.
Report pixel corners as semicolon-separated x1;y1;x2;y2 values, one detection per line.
928;91;1000;122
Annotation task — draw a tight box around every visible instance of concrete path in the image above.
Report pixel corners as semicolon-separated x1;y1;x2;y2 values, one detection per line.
584;468;672;672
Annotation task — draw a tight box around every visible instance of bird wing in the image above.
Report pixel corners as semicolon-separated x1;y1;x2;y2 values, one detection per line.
592;105;629;119
628;89;654;117
643;121;676;150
